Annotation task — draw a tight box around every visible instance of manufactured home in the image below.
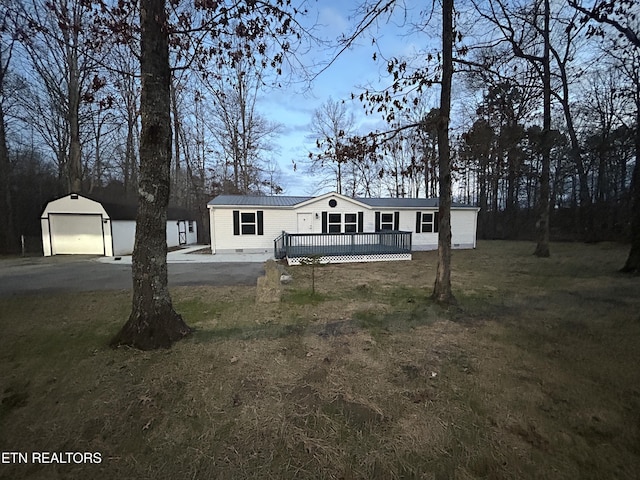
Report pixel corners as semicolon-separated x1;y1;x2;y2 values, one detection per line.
207;192;479;264
41;193;198;256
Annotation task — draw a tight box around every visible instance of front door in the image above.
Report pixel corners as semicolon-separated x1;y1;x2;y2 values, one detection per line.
297;213;313;233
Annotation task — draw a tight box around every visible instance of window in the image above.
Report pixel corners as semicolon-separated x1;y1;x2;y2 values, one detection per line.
233;210;264;235
416;211;439;233
241;213;256;234
375;212;399;231
344;213;358;233
380;213;394;230
328;213;341;233
188;221;194;233
322;212;363;233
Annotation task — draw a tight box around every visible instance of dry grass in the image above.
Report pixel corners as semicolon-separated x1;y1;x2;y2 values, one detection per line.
1;240;639;479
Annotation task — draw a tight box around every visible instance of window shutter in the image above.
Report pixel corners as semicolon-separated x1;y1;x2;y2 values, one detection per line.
358;212;364;232
394;211;400;230
233;211;240;236
257;211;264;235
415;212;421;233
375;212;380;232
434;211;439;233
322;212;328;233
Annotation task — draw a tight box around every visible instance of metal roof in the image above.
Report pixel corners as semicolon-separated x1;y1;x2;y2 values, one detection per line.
357;197;439;208
208;195;312;207
100;201;197;221
208;194;476;209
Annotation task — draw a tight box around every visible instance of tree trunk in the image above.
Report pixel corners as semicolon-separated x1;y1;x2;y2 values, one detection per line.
0;92;17;254
65;19;83;194
621;100;640;273
432;0;455;304
534;0;551;258
111;0;192;350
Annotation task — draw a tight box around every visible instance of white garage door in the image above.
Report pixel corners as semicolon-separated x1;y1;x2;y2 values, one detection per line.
49;214;106;255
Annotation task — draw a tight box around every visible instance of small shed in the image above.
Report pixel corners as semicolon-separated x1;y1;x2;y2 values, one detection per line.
41;193;198;256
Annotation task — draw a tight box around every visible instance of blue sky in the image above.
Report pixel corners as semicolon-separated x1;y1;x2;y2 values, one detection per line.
259;0;439;195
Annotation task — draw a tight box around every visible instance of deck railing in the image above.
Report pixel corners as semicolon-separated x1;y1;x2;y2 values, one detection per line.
274;231;412;259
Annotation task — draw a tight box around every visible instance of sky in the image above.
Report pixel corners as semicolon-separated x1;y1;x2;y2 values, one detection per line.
257;0;438;196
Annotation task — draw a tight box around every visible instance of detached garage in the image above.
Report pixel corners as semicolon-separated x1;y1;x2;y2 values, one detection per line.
41;193;198;256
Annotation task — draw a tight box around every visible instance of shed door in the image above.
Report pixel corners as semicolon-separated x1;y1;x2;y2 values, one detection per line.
297;213;313;233
178;221;187;245
49;214;105;255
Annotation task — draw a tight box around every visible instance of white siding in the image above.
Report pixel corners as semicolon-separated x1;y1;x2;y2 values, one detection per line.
42;194;197;257
297;194;374;232
42;194;112;256
112;221;136;255
42;194;108;216
113;220;197;255
410;210;439;251
208;194;479;255
166;221;180;248
211;207;297;253
41;217;51;256
451;209;478;248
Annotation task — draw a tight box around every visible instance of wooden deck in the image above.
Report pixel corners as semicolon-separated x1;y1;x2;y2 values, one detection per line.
274;231;412;265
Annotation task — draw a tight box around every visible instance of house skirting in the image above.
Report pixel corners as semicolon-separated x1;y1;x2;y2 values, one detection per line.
286;252;412;266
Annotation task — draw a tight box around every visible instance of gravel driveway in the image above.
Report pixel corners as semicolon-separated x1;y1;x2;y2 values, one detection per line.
0;256;265;297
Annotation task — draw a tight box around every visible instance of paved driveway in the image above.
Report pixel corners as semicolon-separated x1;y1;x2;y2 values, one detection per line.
0;256;265;297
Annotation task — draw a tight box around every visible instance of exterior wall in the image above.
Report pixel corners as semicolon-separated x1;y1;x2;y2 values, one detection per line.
112;220;198;256
166;220;198;248
111;221;136;255
188;221;198;244
42;194;198;256
41;217;51;256
210;206;298;254
406;210;439;251
209;193;479;255
451;209;478;249
296;195;374;233
42;194;108;216
41;195;113;257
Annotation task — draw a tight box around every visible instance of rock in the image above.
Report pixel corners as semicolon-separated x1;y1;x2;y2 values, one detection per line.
280;274;293;284
256;259;283;303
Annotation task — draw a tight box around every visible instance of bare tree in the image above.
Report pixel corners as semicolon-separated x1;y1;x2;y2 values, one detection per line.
16;0;102;193
473;0;553;256
110;0;192;350
309;97;357;195
105;0;310;349
0;10;18;253
109;45;141;197
432;0;455;303
569;0;640;271
202;49;283;194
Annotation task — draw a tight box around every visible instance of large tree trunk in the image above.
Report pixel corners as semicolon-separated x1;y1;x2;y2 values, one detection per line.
534;0;551;258
64;10;83;194
111;0;192;350
432;0;455;304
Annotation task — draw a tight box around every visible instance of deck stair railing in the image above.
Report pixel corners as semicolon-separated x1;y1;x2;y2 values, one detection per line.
274;231;412;259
